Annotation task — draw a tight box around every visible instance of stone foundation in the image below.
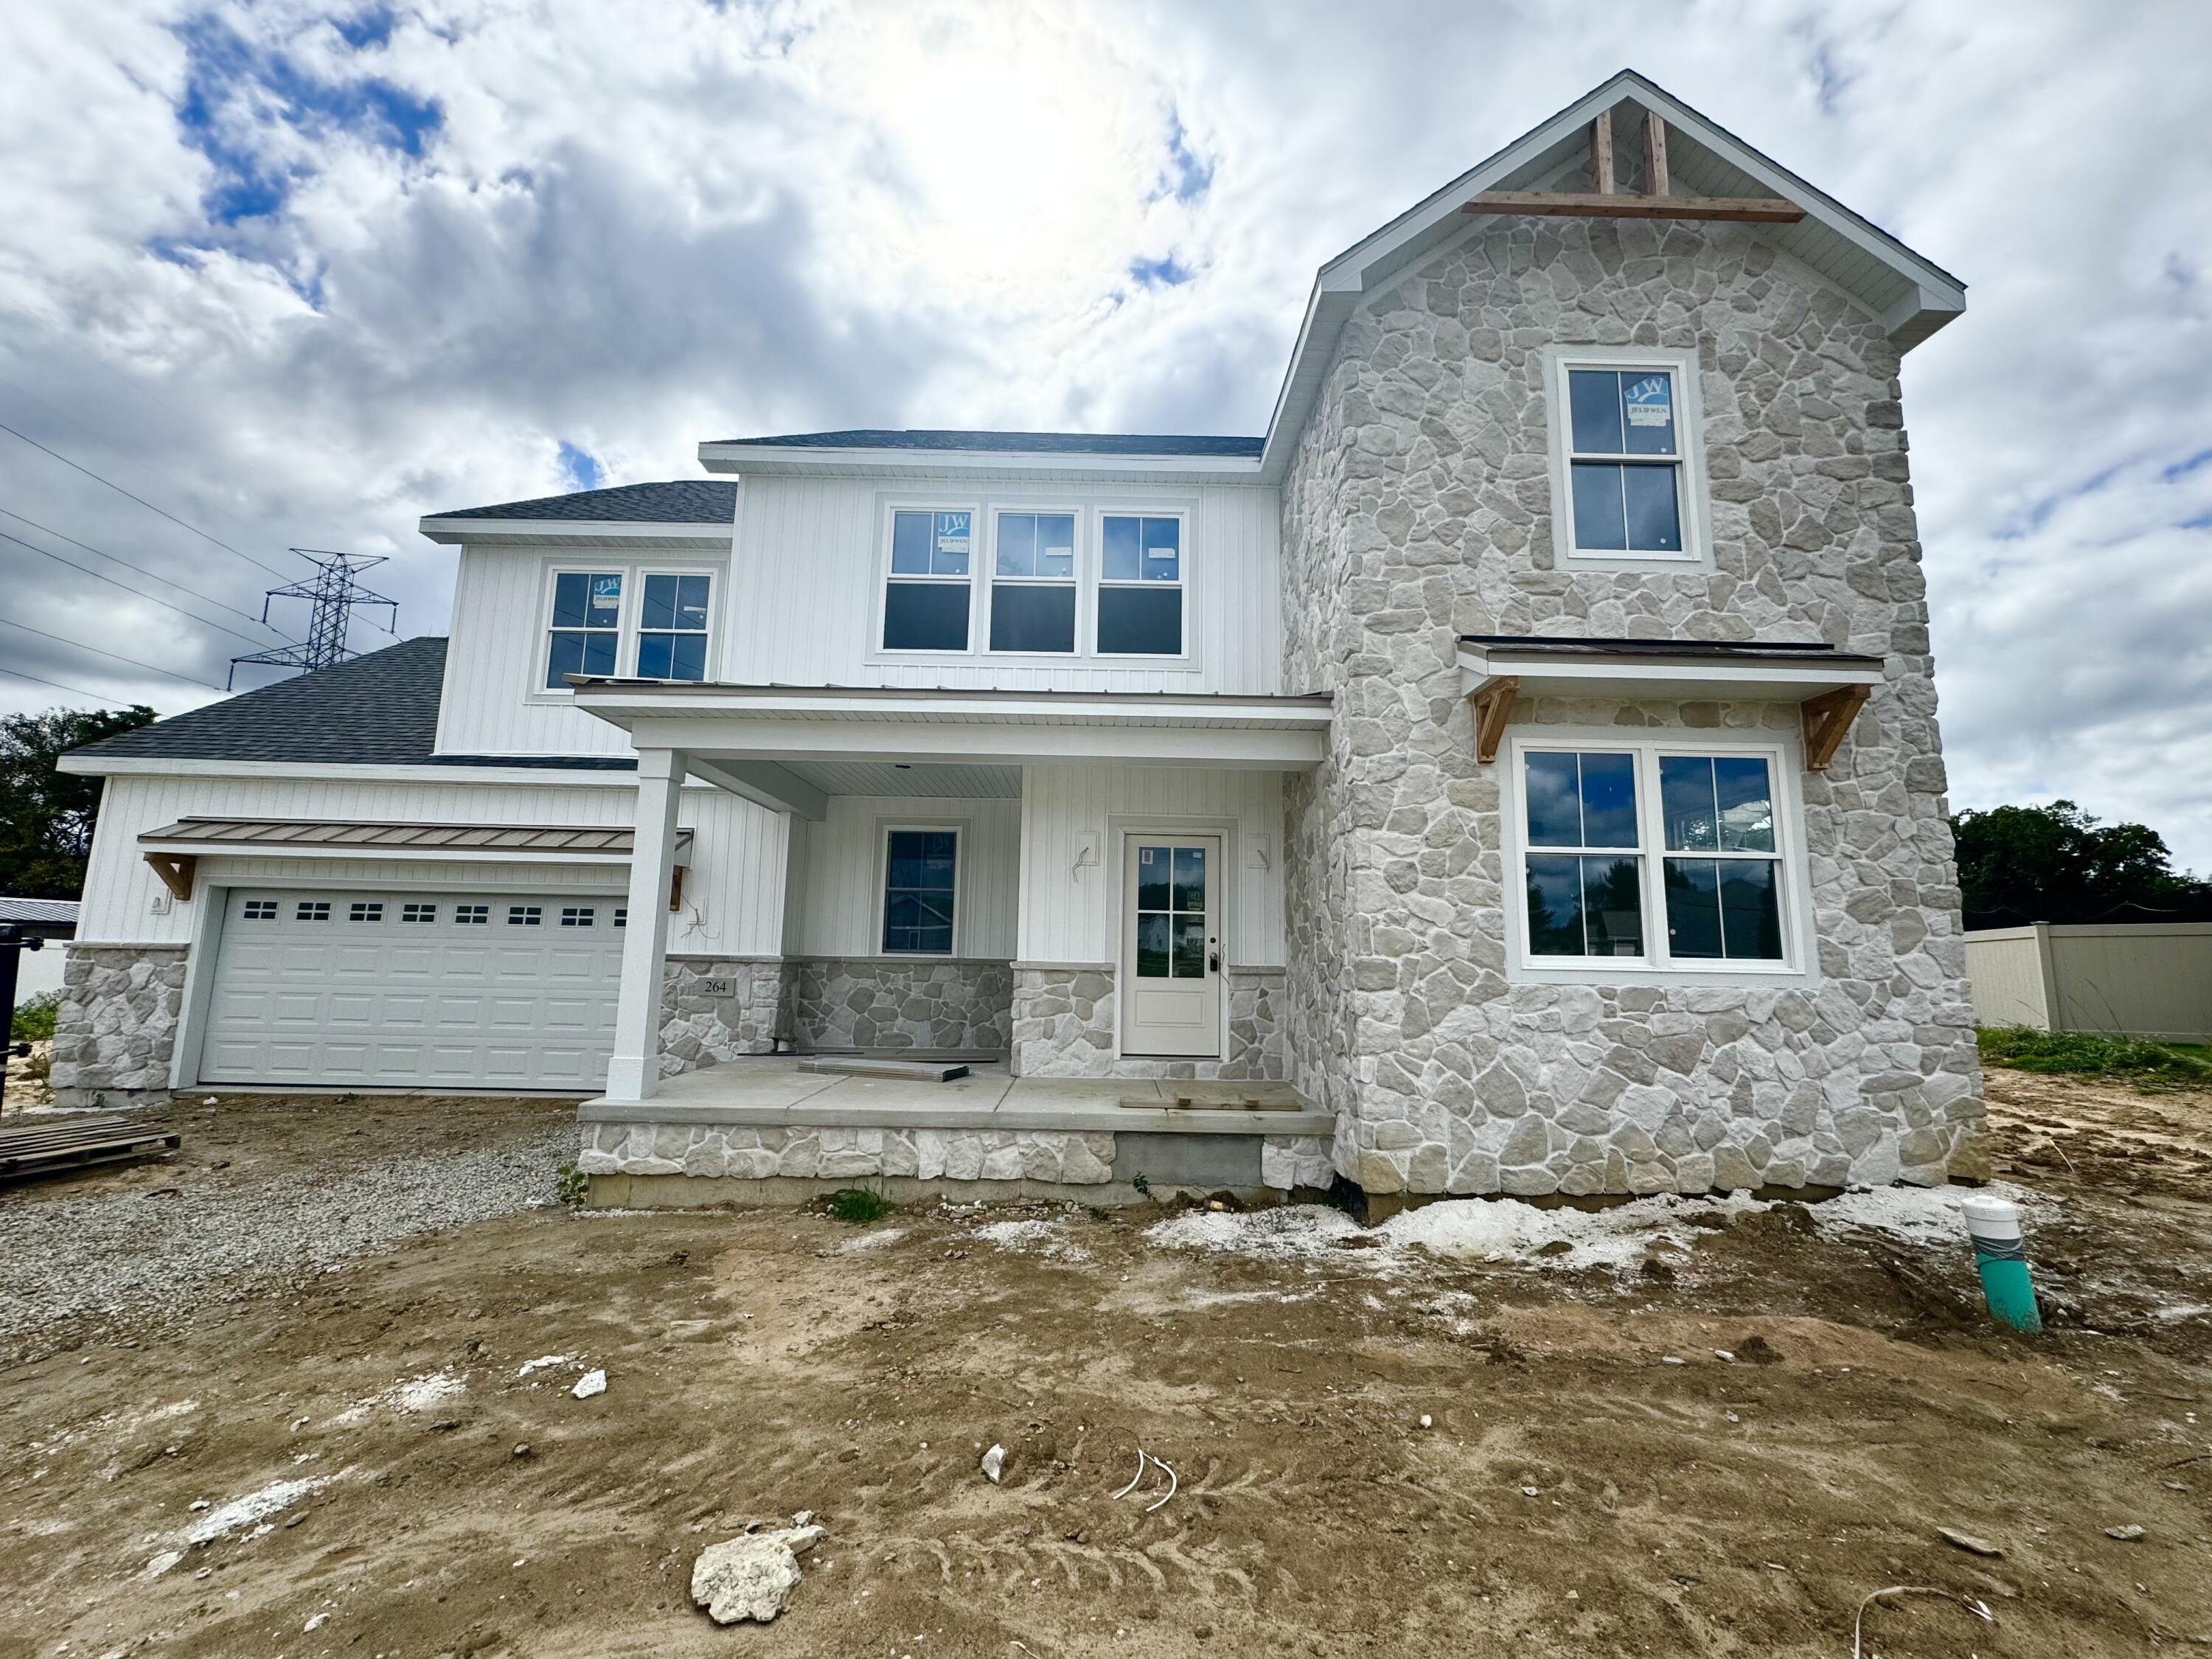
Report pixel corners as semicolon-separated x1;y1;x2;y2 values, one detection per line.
48;944;189;1107
575;1118;1334;1206
793;959;1012;1053
1009;965;1287;1080
659;958;796;1074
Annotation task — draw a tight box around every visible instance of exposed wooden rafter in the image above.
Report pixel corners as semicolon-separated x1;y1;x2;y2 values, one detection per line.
1463;111;1805;225
1800;684;1872;771
142;850;196;902
1467;675;1520;765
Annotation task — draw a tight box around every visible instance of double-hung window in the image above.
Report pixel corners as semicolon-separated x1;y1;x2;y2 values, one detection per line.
990;510;1077;653
545;571;624;687
637;574;711;681
882;828;957;955
1097;512;1183;655
1554;352;1701;561
883;509;975;651
1516;739;1792;973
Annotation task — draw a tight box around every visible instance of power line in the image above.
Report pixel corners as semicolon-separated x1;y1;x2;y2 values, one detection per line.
0;526;289;650
0;417;293;580
0;616;225;691
0;507;294;636
0;664;133;704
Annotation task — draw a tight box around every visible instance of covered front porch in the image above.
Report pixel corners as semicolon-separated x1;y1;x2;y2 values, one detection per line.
565;677;1333;1198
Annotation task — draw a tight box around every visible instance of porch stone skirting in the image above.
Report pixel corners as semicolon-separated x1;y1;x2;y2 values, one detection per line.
1010;965;1287;1080
49;943;188;1106
793;959;1013;1053
577;1119;1335;1197
658;958;796;1075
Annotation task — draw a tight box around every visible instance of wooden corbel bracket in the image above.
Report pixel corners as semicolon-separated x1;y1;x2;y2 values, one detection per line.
669;863;686;914
143;850;197;902
1801;684;1871;771
1468;675;1520;765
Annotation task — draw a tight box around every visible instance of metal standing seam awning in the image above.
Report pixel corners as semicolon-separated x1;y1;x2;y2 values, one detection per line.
1456;636;1886;769
563;679;1336;820
136;817;694;905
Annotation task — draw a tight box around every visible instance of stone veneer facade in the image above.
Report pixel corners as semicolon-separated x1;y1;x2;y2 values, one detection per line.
658;958;796;1074
1010;966;1286;1079
792;959;1012;1053
1277;214;1983;1198
48;944;188;1107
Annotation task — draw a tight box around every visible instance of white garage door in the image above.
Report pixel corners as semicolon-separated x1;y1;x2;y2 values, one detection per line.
202;888;627;1090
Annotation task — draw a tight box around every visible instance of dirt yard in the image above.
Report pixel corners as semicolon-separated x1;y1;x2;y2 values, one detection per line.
3;1077;2209;1658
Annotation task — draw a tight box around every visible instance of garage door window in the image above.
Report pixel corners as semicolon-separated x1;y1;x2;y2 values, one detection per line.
243;899;277;920
402;902;436;923
456;905;489;925
560;906;596;927
508;905;543;926
349;901;383;922
296;900;330;922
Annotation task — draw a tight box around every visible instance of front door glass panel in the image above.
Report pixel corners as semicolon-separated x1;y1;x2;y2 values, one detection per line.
1134;843;1207;979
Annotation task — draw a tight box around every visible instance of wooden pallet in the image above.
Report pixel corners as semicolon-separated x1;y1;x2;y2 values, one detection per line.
0;1114;181;1183
797;1057;970;1082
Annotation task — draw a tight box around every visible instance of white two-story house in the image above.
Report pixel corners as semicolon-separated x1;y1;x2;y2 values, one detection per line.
55;72;1986;1208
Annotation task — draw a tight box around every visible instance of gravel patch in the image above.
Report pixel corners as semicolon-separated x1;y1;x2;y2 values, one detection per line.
0;1122;573;1355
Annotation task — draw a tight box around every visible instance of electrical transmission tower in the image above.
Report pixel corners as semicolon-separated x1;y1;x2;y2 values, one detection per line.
228;550;399;689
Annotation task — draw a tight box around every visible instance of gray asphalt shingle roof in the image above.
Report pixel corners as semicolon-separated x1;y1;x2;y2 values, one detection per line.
72;636;451;767
710;428;1266;457
423;479;737;524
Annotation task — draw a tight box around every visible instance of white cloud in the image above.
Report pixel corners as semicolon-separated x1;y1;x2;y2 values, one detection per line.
1;0;2210;865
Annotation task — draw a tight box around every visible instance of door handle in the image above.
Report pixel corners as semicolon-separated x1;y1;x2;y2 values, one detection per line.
1208;950;1220;973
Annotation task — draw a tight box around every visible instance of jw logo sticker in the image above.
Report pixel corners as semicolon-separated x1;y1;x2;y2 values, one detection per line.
590;574;622;614
1624;375;1673;427
936;512;972;556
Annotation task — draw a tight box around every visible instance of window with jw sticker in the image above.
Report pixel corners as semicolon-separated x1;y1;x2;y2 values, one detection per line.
1624;375;1672;425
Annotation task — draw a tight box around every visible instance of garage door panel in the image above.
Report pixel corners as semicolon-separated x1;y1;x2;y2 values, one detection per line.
203;889;623;1090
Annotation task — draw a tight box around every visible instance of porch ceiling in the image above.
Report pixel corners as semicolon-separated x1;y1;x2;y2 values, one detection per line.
777;759;1022;799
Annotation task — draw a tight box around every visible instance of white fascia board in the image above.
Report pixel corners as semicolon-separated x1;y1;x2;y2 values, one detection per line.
416;518;733;548
56;755;660;787
696;443;1262;482
1458;644;1885;703
574;686;1332;728
622;713;1324;771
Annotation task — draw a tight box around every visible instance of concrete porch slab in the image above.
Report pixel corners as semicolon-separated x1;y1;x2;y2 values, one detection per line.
577;1058;1333;1139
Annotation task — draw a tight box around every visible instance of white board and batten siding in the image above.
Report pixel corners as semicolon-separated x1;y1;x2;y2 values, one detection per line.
786;796;1020;959
1018;765;1285;969
76;772;787;956
725;476;1284;694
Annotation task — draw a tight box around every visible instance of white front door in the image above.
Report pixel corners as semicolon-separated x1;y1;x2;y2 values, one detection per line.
1119;835;1222;1058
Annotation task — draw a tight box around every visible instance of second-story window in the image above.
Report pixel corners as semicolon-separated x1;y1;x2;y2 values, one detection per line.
1555;355;1700;561
545;571;623;688
637;574;712;680
1097;512;1183;655
883;509;973;651
990;511;1077;653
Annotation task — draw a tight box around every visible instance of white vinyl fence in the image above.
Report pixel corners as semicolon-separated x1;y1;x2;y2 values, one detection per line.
1965;922;2212;1041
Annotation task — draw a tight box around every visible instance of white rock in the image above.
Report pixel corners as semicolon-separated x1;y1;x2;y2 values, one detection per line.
142;1550;184;1580
1418;1414;1433;1429
572;1369;607;1399
690;1524;826;1624
304;1613;328;1632
981;1444;1006;1484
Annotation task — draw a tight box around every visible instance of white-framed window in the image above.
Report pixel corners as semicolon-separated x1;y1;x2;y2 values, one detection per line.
538;562;717;692
1547;348;1707;564
401;902;437;923
241;899;278;921
296;900;331;922
347;901;384;923
544;570;625;687
880;826;959;955
880;506;978;653
560;906;595;927
507;904;543;926
1506;732;1805;981
1095;508;1187;656
454;904;490;925
636;574;712;681
987;508;1079;654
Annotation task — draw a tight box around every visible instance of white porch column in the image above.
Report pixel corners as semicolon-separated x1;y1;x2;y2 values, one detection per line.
605;745;685;1102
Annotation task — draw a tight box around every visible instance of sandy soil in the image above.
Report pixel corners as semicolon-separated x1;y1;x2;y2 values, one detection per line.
2;1076;2209;1658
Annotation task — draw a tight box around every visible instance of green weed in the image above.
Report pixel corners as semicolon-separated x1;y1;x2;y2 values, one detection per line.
1977;1026;2212;1091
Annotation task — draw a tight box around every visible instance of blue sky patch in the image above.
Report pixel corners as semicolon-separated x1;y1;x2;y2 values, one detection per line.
1128;254;1194;288
1158;111;1213;204
171;10;441;226
2161;445;2212;482
559;442;605;493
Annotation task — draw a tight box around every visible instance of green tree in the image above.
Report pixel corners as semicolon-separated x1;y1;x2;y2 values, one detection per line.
1950;799;2212;924
0;706;156;898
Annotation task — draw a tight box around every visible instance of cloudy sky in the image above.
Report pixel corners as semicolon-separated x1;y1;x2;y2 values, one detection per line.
2;1;2210;862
